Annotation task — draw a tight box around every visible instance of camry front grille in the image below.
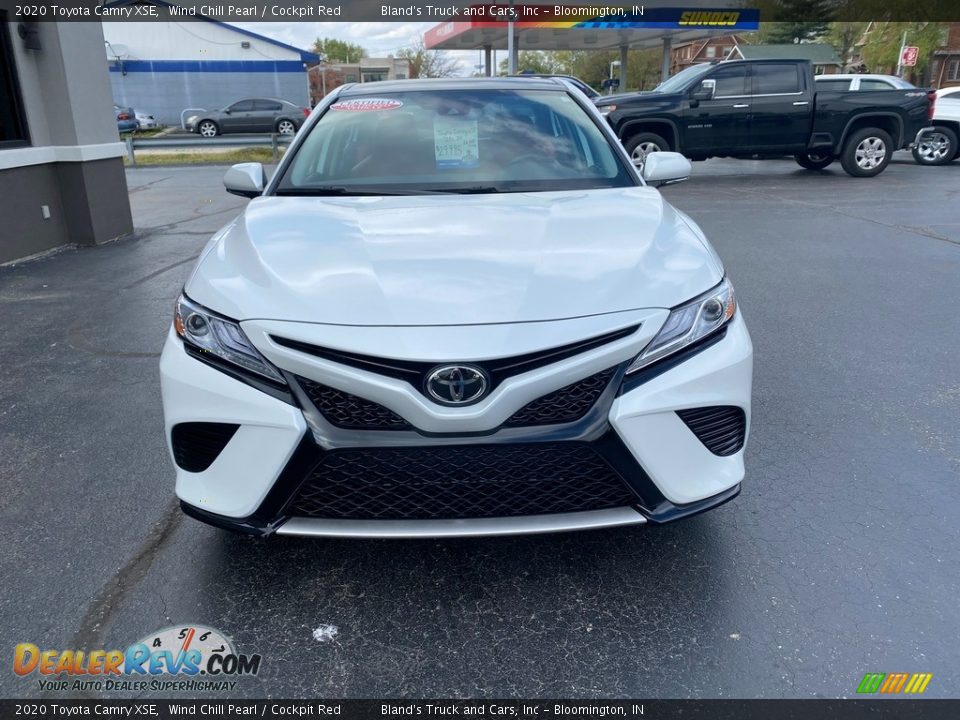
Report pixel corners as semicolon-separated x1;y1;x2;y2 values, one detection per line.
296;376;410;430
288;443;637;520
505;368;615;427
295;368;615;432
272;325;638;396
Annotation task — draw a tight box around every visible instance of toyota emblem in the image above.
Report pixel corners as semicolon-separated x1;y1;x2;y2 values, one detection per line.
425;365;488;405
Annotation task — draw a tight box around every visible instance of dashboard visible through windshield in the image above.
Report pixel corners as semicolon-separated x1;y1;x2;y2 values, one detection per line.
274;88;635;195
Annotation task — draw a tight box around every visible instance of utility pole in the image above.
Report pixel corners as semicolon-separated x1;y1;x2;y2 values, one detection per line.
895;30;907;77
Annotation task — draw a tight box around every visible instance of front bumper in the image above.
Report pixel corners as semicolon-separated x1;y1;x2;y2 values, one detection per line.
160;315;752;537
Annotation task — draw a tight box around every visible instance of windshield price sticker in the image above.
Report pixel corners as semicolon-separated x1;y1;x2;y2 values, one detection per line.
331;98;403;112
434;116;480;169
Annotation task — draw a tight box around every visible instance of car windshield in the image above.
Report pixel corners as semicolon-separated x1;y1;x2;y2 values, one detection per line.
274;87;634;195
654;64;713;94
886;77;916;89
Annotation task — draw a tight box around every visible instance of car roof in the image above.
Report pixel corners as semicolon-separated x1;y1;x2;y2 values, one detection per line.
338;77;565;96
231;97;293;103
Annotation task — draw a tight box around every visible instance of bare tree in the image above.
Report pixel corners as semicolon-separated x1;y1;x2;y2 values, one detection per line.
397;38;459;78
827;22;868;70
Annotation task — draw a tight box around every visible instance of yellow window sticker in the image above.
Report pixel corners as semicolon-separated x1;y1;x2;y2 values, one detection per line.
434;116;479;169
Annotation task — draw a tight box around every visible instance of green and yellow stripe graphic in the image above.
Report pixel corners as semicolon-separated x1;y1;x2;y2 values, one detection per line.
857;672;933;694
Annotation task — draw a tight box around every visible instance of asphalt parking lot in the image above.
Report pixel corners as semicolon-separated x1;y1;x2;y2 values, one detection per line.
1;154;958;699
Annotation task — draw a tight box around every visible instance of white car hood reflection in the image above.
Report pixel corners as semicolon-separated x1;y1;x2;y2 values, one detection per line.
187;186;723;326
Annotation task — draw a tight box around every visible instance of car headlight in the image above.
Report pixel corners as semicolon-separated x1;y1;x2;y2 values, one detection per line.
174;294;285;384
626;278;736;374
598;105;616;116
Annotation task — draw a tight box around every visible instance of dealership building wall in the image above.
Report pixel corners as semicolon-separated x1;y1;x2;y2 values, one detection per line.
103;21;317;126
0;19;132;265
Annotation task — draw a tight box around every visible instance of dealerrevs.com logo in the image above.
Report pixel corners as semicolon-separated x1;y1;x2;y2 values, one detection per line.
13;625;261;693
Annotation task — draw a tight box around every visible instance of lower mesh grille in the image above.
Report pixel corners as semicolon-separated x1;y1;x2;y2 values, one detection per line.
296;377;410;430
171;422;239;472
676;406;746;456
505;368;615;427
288;443;636;520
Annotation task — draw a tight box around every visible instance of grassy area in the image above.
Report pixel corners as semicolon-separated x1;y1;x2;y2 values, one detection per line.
120;128;169;139
132;128;168;138
125;147;284;167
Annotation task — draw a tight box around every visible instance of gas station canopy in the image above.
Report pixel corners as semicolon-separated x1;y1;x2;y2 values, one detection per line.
425;19;756;52
424;5;760;85
424;5;759;50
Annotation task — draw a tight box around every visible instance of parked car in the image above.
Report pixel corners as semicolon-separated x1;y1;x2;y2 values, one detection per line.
185;98;309;138
114;105;137;134
594;59;934;177
514;73;600;98
814;74;916;92
912;85;960;165
160;78;753;538
134;110;159;130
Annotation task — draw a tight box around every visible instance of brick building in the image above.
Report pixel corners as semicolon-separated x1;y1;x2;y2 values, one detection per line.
670;35;747;74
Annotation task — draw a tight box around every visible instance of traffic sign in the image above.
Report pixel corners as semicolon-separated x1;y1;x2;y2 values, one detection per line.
901;46;919;67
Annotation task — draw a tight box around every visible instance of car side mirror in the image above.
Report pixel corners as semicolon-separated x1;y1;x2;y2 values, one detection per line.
224;163;265;198
690;79;716;102
641;152;692;187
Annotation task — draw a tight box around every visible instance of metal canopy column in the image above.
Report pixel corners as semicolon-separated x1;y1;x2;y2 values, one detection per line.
484;45;492;77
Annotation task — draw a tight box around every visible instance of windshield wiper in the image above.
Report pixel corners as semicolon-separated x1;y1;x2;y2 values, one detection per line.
424;186;504;194
274;186;442;197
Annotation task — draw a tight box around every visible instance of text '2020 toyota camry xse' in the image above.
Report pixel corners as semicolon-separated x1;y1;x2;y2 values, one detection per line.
159;77;753;538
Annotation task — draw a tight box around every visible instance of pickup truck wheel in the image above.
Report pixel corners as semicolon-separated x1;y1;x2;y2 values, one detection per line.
795;153;834;170
625;132;670;168
912;126;957;166
841;128;893;177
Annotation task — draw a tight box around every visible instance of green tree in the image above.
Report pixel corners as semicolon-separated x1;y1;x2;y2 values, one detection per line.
312;37;366;63
397;38;459;78
762;0;835;44
553;50;617;89
552;48;663;92
627;49;663;91
499;51;562;75
858;22;948;76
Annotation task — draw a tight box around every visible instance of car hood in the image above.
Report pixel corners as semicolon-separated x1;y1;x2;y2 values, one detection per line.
595;91;675;106
186;187;723;326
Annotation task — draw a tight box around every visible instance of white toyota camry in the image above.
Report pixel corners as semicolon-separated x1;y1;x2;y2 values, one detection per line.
159;77;753;538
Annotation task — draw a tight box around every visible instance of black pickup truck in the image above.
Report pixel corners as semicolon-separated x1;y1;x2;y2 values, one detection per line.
595;59;934;177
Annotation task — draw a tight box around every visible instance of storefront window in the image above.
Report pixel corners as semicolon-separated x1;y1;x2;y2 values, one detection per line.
0;14;29;146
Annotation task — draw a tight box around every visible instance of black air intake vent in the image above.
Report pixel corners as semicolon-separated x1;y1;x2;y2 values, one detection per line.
296;377;410;430
676;406;746;456
289;443;637;520
505;368;615;427
171;422;239;472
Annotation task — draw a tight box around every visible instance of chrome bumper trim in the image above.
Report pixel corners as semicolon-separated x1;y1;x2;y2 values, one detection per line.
275;507;647;538
912;126;935;147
